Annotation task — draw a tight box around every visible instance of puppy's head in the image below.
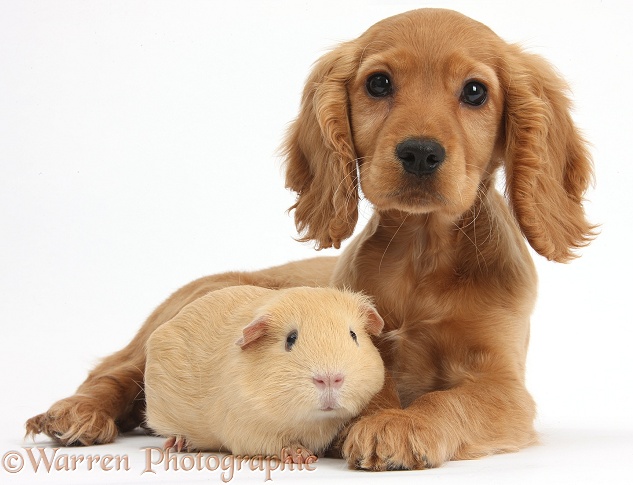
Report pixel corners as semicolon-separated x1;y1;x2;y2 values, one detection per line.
284;8;595;262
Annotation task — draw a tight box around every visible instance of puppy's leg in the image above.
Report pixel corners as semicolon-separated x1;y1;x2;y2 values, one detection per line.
25;357;145;446
342;375;536;470
25;275;222;445
325;371;401;458
26;257;337;446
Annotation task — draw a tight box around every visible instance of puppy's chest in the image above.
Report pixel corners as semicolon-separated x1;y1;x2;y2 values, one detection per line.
357;266;467;399
366;265;455;331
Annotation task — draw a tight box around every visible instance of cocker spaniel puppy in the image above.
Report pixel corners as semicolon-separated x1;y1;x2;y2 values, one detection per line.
27;8;594;471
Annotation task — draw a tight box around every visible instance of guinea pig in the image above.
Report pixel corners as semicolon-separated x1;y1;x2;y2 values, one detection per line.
144;285;385;460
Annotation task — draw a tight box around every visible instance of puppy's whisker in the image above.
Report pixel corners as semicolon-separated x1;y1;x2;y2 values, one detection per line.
378;213;409;274
332;164;358;200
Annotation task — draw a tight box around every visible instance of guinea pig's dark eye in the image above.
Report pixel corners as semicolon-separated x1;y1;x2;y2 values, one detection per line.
461;81;488;107
285;330;298;351
350;330;358;345
366;73;393;98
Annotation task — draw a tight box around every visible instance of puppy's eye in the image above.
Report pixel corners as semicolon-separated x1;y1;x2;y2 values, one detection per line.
366;73;393;98
350;330;358;345
285;330;298;351
461;81;488;106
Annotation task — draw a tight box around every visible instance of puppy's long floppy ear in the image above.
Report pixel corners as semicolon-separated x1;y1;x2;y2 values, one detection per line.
501;46;596;262
283;41;360;250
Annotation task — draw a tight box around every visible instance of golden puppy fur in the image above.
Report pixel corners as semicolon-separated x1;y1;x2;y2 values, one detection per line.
26;9;595;471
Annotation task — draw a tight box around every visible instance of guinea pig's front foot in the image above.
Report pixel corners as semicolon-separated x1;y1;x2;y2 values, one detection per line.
281;444;318;464
163;435;189;452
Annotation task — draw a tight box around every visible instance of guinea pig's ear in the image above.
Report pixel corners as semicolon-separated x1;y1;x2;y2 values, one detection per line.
236;315;271;350
362;305;384;336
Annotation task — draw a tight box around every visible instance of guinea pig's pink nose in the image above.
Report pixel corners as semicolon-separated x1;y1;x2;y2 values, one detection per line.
313;373;345;390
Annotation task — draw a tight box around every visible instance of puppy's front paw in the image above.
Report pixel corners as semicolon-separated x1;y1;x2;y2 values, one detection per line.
342;409;443;471
25;396;118;446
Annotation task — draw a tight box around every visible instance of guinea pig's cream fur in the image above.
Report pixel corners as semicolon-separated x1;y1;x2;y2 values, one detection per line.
144;285;385;458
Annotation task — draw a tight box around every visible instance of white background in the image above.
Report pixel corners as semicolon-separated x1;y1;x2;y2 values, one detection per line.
1;0;632;483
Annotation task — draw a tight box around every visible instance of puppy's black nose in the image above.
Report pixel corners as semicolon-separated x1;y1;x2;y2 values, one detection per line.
396;139;445;176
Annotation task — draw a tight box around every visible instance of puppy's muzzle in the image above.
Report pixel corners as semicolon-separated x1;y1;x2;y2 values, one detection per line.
396;139;445;176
